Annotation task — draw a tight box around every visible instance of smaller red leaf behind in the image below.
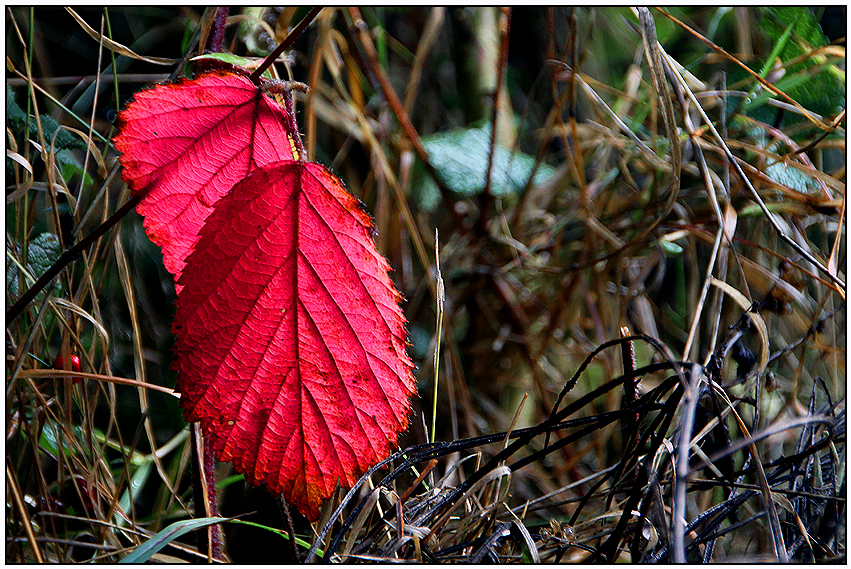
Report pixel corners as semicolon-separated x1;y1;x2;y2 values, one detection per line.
113;70;297;290
173;160;416;521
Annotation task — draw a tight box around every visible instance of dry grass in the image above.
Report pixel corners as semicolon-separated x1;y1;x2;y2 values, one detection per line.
6;6;845;563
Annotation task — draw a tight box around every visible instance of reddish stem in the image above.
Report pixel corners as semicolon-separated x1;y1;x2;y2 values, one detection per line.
207;7;229;53
479;7;512;237
203;435;222;561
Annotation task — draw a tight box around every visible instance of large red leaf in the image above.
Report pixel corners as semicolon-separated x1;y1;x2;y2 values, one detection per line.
173;160;416;521
113;70;296;286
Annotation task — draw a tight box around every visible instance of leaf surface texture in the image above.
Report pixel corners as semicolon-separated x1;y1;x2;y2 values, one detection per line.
172;161;415;520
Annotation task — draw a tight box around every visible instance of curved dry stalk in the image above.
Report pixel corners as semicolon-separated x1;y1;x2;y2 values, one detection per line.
655;7;832;132
664;49;846;293
636;7;682;225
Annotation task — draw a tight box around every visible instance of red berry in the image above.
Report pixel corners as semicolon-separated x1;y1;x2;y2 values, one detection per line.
55;355;82;384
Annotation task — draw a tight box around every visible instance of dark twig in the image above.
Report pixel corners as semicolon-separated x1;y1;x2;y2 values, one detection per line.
250;7;323;83
277;497;300;563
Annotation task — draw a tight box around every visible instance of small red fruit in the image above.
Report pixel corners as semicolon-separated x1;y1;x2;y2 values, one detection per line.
55;355;82;384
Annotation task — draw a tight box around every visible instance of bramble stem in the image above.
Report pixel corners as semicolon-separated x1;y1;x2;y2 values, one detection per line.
208;8;228;53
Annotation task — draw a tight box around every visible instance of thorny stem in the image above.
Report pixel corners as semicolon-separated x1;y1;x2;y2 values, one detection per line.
277;497;300;562
191;426;222;561
203;434;222;561
207;7;228;53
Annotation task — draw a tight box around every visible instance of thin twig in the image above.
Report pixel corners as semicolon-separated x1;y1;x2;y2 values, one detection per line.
250;7;322;83
479;7;512;236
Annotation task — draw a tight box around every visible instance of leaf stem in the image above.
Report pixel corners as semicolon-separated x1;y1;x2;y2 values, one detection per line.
280;87;306;161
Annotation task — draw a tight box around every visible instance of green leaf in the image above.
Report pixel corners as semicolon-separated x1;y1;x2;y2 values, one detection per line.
764;161;819;194
658;239;684;255
120;517;228;563
229;519;318;553
6;85;86;153
54;148;93;187
37;113;85;153
6;232;63;301
416;124;555;211
215;473;245;490
38;421;91;459
743;68;816;112
118;461;152;522
118;516;321;562
758;21;794;77
762;7;828;51
6;84;28;125
756;7;844;117
190;53;275;80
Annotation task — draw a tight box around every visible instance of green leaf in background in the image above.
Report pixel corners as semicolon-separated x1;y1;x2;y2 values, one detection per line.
7;85;92;186
118;516;320;562
756;7;844;118
6;232;63;302
416;124;555;211
764;161;820;194
6;85;87;153
39;420;91;459
119;517;228;563
658;239;684;256
6;84;28;124
190;52;275;80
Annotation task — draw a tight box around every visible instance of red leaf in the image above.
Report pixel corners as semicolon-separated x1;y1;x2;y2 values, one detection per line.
113;70;297;287
173;160;415;521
